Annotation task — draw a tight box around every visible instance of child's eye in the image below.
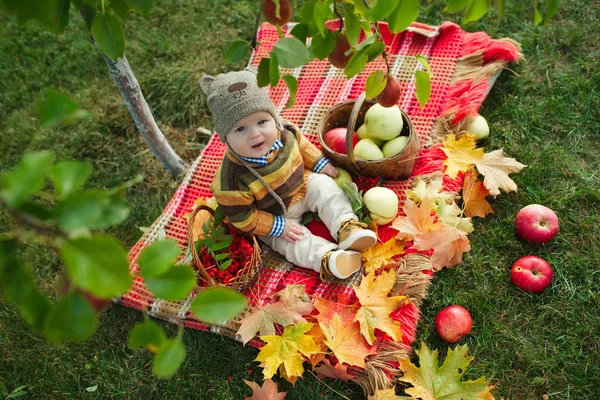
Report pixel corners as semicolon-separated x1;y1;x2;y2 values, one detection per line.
235;126;245;133
258;119;266;125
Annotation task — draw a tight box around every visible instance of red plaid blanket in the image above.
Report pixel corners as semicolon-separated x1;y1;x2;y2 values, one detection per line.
122;20;521;393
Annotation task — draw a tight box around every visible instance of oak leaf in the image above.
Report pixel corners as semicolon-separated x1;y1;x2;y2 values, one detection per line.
319;313;378;368
441;134;483;178
434;199;473;234
391;198;439;241
406;177;454;205
474;149;526;197
353;269;408;345
398;342;496;399
314;359;355;381
361;238;407;274
244;379;287;400
462;170;494;218
255;322;320;381
413;222;471;271
237;285;314;344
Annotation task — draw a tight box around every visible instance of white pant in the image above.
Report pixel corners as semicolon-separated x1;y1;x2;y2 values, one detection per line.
258;173;357;273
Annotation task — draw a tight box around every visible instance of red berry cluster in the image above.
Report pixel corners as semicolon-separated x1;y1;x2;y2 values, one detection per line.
197;227;255;287
355;175;380;193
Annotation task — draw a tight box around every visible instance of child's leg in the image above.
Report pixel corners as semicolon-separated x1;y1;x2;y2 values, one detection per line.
259;230;336;273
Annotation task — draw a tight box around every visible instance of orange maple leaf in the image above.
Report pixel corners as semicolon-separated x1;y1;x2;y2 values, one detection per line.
462;170;494;218
244;379;287;400
353;269;408;345
314;359;355;382
441;133;484;179
320;313;378;368
413;222;471;271
391;197;439;241
361;238;407;274
306;322;328;368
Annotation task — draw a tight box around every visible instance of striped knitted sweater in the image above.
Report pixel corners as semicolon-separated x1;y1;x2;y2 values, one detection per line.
211;123;326;236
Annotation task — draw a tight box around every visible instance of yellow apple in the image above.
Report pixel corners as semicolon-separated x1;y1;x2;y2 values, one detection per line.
334;167;353;189
363;187;399;225
353;139;384;160
364;103;404;141
382;136;409;158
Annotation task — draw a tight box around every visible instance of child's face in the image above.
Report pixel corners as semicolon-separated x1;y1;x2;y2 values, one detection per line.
225;111;278;158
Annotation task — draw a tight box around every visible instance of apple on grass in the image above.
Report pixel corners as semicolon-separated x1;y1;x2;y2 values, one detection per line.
434;305;473;343
324;127;358;155
515;204;559;244
364;103;404;141
511;256;553;294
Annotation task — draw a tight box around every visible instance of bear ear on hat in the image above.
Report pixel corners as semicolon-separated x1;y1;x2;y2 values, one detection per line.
198;75;215;96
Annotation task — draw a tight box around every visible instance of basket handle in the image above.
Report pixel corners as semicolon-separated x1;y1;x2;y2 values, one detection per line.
187;204;217;287
345;91;367;175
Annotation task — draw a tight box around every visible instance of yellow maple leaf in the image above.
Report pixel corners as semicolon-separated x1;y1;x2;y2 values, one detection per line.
391;198;439;241
462;170;494;218
441;134;484;179
474;149;526;197
361;238;407;274
353;269;408;345
319;313;378;368
413;222;471;271
406;177;454;205
398;342;496;399
434;199;473;234
367;388;405;399
256;322;321;381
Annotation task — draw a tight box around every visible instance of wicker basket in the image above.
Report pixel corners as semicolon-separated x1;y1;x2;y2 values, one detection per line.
317;92;421;180
186;205;262;292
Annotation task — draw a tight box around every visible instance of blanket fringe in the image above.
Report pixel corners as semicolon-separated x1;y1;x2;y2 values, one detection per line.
355;340;411;396
394;254;434;306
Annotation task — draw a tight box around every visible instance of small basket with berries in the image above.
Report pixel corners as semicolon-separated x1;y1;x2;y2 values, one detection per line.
186;203;262;292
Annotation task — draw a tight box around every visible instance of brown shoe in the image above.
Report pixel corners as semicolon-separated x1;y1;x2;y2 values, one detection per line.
337;219;377;252
320;249;362;281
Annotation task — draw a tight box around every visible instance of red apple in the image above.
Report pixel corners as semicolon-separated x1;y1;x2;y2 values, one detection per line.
515;204;559;244
323;127;358;155
510;256;553;294
434;305;472;343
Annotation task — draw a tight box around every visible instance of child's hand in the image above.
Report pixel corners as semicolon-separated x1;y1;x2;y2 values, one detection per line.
320;163;339;179
282;219;306;243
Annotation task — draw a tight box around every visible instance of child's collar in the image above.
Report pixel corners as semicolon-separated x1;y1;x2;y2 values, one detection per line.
226;129;284;166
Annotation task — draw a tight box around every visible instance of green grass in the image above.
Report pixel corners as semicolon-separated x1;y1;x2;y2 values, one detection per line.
1;0;599;398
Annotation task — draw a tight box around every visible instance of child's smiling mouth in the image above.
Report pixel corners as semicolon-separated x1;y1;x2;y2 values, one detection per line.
252;142;265;149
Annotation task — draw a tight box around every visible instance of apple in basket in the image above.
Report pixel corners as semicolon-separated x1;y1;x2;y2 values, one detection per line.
323;127;358;155
364;103;404;141
357;124;384;147
510;256;554;294
515;204;559;244
382;136;409;158
435;305;473;343
363;187;398;225
353;139;384;160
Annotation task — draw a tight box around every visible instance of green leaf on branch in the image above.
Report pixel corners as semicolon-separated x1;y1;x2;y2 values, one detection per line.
416;55;433;77
153;338;186;378
533;0;543;25
257;58;271;88
50;160;92;199
226;39;251;63
283;75;298;108
299;0;320;37
415;70;431;110
345;7;361;46
91;12;125;60
290;23;309;44
389;0;420;34
143;264;196;301
129;319;167;352
0;151;53;209
138;240;182;278
61;235;132;298
311;29;336;60
123;0;154;18
110;0;132;21
344;53;368;79
54;190;130;230
37;89;90;128
369;0;399;20
365;71;387;99
43;292;97;344
354;35;377;52
272;37;311;68
463;0;491;23
543;0;561;25
190;287;247;324
364;40;385;62
1;0;68;33
269;53;280;87
313;0;333;36
444;0;469;13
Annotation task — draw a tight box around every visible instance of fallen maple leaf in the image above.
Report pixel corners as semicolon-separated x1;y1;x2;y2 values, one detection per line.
434;199;473;234
314;359;355;381
391;198;439;241
255;322;321;381
398;342;496;399
406;177;454;205
361;238;407;274
474;149;526;197
462;170;494;218
320;313;378;368
244;379;287;400
306;322;328;368
441;134;484;179
314;298;359;326
353;269;408;345
368;388;406;399
413;222;471;270
237;285;314;344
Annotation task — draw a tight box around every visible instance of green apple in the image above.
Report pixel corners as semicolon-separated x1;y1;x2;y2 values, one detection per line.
353;139;384;160
466;114;489;141
334;167;353;189
363;187;399;225
382;136;409;158
357;124;384;147
364;103;404;141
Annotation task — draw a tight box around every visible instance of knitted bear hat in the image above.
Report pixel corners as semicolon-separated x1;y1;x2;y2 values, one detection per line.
198;70;283;142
